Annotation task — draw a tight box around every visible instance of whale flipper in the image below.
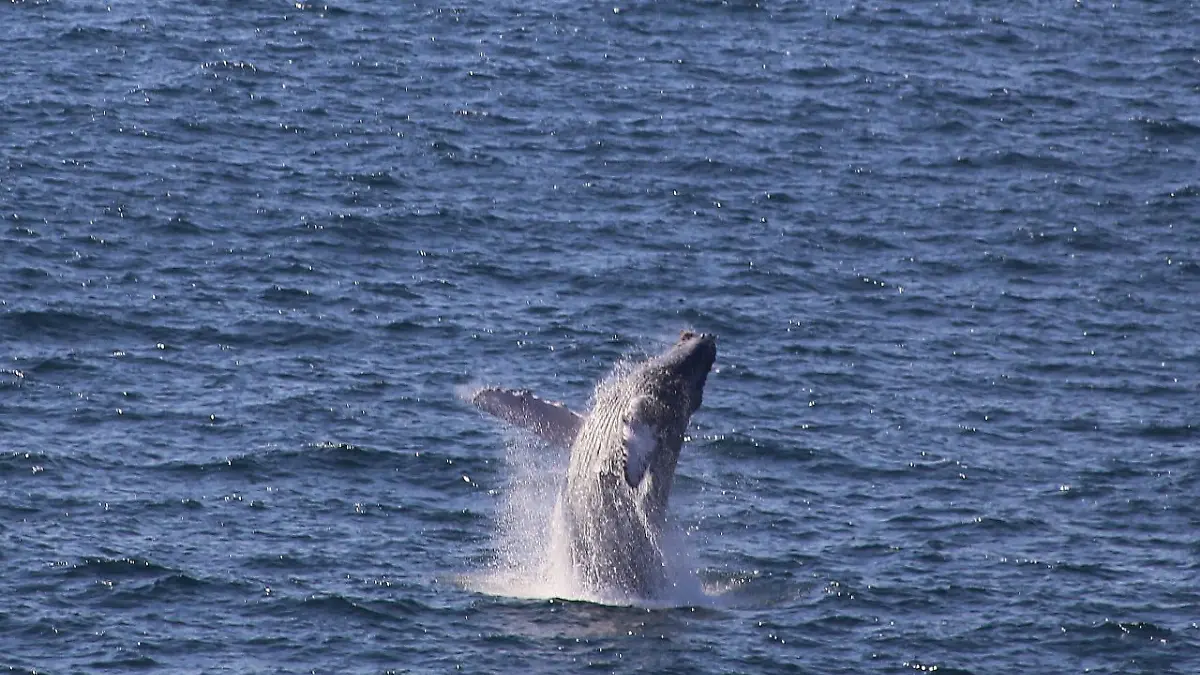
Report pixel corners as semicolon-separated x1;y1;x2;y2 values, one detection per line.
471;387;584;448
621;396;657;488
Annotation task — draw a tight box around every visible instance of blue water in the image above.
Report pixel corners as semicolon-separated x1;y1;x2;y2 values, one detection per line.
3;1;1198;672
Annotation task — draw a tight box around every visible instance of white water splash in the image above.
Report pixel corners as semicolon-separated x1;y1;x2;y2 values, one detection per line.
466;431;717;608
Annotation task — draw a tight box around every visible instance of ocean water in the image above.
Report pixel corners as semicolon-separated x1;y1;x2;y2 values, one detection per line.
2;1;1198;673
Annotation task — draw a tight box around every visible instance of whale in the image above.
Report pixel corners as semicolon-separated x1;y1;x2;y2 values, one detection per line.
471;330;717;601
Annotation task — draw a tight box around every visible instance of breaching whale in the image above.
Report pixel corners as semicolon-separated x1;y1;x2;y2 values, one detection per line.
471;331;717;601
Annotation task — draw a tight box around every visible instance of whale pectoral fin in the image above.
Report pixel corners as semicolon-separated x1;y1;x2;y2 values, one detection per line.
622;397;658;488
470;387;584;448
623;421;656;488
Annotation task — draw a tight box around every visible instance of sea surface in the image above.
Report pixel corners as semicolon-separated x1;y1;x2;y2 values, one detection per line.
2;1;1198;673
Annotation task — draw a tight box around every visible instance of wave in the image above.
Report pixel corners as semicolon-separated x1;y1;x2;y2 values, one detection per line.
157;441;401;477
283;593;427;624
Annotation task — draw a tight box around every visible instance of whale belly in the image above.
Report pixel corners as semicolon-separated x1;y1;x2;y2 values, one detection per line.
558;472;669;600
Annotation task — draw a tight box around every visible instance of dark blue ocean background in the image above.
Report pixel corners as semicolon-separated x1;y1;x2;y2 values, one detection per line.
3;1;1198;673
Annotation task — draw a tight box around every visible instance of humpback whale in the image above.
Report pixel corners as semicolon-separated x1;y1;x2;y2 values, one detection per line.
471;331;717;601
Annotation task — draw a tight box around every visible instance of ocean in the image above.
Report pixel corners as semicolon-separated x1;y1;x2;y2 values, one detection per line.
2;1;1198;673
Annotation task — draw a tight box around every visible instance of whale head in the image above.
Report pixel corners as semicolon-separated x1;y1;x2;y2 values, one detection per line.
642;330;717;417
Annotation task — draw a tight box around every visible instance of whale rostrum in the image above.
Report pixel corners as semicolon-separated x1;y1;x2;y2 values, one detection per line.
472;331;717;600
